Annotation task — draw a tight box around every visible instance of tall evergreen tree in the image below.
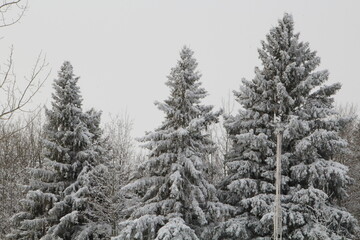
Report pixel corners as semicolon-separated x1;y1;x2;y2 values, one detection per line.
218;14;358;239
8;61;111;239
113;46;232;240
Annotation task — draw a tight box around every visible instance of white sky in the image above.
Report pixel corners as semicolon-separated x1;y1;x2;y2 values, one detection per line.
1;0;360;138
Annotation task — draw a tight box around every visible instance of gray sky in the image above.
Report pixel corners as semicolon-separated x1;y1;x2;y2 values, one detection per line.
1;0;360;138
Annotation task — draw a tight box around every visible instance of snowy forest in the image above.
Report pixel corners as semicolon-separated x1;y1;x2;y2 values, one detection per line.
1;1;360;240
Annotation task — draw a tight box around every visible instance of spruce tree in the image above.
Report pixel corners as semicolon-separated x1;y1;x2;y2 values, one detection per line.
8;61;111;239
218;14;358;239
113;46;231;240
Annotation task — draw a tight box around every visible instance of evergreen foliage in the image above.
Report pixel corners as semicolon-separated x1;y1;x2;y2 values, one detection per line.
8;62;111;240
218;13;358;239
113;46;232;240
4;14;360;240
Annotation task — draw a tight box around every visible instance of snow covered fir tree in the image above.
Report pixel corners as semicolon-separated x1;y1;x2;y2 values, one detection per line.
217;13;359;239
8;61;112;240
2;12;360;240
113;46;232;240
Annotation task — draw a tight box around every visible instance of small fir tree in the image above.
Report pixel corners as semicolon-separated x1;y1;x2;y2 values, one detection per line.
218;14;358;239
113;46;232;240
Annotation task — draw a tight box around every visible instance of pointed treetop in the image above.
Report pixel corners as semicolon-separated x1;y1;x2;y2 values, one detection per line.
51;61;82;108
59;61;74;79
167;45;201;88
155;45;213;129
179;45;196;62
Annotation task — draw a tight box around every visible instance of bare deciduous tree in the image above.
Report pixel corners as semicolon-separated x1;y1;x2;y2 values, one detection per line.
0;48;49;121
335;103;360;239
0;0;27;28
104;113;134;184
103;113;137;236
0;0;49;129
0;1;49;237
0;114;43;238
205;91;236;184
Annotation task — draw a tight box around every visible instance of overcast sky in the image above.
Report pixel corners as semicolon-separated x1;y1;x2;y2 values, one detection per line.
1;0;360;138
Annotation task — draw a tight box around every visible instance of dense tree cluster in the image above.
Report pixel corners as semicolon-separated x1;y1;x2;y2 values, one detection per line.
3;13;359;240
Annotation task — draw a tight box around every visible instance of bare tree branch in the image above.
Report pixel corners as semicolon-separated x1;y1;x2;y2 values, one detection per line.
0;0;27;28
0;107;42;141
0;49;50;121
